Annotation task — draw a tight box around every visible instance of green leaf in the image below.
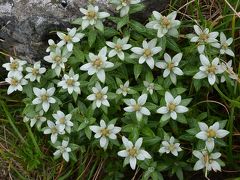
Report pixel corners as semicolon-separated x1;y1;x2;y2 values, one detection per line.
129;4;145;14
73;49;85;63
117;16;129;30
134;64;142;80
143;136;161;146
166;37;181;52
176;168;183;180
181;98;192;106
141;127;155;137
130;20;146;33
85;127;92;139
88;29;97;47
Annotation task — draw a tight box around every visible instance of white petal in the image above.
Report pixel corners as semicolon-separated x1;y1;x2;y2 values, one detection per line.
129;157;137;170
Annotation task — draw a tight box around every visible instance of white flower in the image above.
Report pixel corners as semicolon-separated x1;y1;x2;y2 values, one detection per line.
143;81;155;95
79;5;110;31
124;94;150;121
106;37;132;60
44;47;70;76
32;87;56;112
193;150;222;173
53;140;71;162
219;32;234;57
44;120;65;144
131;39;162;69
58;69;81;94
57;27;85;52
155;53;183;85
53;111;73;134
193;55;224;85
196;122;229;152
112;0;141;17
159;136;182;156
25;61;46;82
221;60;238;82
118;136;151;170
5;74;28;95
89;119;121;150
46;39;57;52
190;25;219;54
29;110;47;128
80;47;114;83
116;80;130;96
87;82;110;108
157;91;188;120
2;57;27;76
146;11;180;38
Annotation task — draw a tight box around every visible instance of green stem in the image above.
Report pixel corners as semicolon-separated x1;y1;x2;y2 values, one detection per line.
228;107;234;163
25;123;42;155
0;100;26;144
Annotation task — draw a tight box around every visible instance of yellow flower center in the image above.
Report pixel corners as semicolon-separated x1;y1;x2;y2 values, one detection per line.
10;62;19;70
168;144;176;151
41;94;49;101
87;11;96;19
207;65;216;74
96;92;103;100
122;86;128;92
66;79;74;86
222;43;228;49
133;104;141;111
11;78;18;86
101;128;109;136
54;56;62;63
32;68;39;76
168;103;176;111
144;49;152;57
199;33;209;41
128;148;137;157
115;44;122;51
93;58;103;68
168;63;175;70
51;127;57;134
64;35;72;42
203;154;209;163
59;118;65;124
161;16;171;27
207;129;216;138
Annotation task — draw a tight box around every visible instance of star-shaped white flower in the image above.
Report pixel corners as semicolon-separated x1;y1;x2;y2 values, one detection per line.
44;120;65;144
2;57;27;76
159;136;182;156
143;81;155;95
196;122;229;152
28;110;46;128
220;60;238;82
44;47;70;76
116;80;130;96
106;37;132;60
118;136;151;170
146;11;180;38
157;91;188;120
89;119;121;150
131;39;162;69
25;61;46;82
124;94;150;121
111;0;141;17
79;5;110;31
32;87;56;112
155;53;183;85
58;69;81;94
193;150;222;173
190;25;219;54
46;39;57;52
80;47;114;83
87;82;110;108
53;111;73;134
57;27;85;52
53;140;71;162
5;74;28;95
219;32;234;57
193;55;224;85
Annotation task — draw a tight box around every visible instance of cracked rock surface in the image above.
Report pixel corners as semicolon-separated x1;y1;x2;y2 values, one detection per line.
0;0;169;61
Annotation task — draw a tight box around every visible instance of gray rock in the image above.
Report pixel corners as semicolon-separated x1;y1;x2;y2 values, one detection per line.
0;0;169;61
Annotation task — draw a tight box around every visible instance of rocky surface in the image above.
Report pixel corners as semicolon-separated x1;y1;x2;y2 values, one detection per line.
0;0;169;61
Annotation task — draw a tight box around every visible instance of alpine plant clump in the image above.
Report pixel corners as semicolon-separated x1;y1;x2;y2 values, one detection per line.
2;1;238;179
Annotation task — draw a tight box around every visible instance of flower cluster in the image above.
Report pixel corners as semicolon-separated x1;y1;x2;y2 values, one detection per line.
2;2;236;177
